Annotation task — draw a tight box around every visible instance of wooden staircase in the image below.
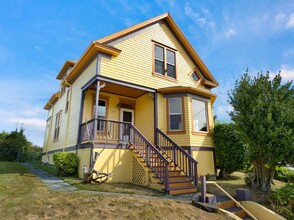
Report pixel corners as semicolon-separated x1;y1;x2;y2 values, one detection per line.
131;145;197;195
217;200;253;219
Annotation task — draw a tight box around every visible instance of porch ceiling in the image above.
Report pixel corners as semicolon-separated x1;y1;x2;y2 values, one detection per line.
91;82;147;98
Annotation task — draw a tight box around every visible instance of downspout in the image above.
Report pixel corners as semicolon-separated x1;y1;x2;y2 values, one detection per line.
63;81;72;152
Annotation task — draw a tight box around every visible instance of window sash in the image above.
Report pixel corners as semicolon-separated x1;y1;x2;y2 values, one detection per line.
154;44;176;79
168;98;183;131
65;89;70;112
54;112;61;140
192;99;208;132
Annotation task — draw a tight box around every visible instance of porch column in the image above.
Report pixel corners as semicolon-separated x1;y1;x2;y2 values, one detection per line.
93;80;100;141
76;89;86;145
90;80;100;167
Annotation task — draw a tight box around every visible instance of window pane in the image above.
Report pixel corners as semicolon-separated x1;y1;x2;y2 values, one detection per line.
97;100;106;117
155;60;164;74
155;45;164;61
191;72;199;81
169;98;182;113
192;99;208;132
170;115;182;130
167;50;175;65
167;64;176;78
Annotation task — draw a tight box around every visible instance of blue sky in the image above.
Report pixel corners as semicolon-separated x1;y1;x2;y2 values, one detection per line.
0;0;293;146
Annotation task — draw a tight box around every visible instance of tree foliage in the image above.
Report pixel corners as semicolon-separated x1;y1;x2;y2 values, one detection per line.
212;122;246;179
228;70;294;191
0;127;42;161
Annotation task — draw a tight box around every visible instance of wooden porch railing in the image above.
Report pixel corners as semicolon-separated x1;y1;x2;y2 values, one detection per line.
155;128;198;187
79;119;170;190
129;124;170;190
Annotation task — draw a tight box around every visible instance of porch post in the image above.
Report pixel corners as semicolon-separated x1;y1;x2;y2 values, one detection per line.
77;90;86;145
93;80;100;142
154;91;158;146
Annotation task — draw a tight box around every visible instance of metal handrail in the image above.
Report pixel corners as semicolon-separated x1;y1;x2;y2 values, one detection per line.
156;128;198;186
207;181;257;220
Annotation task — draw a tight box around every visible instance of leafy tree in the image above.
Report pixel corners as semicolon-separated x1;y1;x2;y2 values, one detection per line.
0;127;41;161
228;70;294;191
212;122;246;179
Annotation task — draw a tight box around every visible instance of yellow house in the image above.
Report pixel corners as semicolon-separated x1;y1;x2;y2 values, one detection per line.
42;13;218;195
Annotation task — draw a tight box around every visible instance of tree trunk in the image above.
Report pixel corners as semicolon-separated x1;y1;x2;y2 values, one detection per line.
218;168;229;179
252;161;275;191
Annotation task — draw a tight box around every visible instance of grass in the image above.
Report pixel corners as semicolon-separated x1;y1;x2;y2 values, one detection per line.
0;162;232;220
206;172;286;204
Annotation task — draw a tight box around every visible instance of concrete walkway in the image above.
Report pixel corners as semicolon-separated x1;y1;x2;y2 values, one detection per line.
22;163;202;202
23;163;78;191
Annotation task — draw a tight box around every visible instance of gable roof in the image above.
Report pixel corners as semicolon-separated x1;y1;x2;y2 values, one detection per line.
44;92;61;110
56;60;76;80
96;12;218;88
62;12;218;87
63;42;121;85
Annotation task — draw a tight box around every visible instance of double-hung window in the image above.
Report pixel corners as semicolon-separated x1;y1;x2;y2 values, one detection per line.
65;88;70;112
154;43;176;79
192;99;208;132
93;99;107;131
54;111;62;140
168;98;183;131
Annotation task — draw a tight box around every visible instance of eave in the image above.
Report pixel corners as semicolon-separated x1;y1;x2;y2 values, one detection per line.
96;12;218;88
63;42;121;86
157;86;217;104
44;92;61;110
56;60;76;80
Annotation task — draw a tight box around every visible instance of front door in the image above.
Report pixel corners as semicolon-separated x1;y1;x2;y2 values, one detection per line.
120;108;134;141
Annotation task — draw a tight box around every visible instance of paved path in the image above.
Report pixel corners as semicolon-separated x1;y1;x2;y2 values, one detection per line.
22;163;202;202
23;163;78;191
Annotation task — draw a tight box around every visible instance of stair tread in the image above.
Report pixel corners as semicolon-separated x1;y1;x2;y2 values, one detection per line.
225;207;243;212
167;185;197;190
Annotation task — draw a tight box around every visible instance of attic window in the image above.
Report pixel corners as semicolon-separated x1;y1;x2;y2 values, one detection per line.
189;70;202;84
153;42;176;80
191;72;199;82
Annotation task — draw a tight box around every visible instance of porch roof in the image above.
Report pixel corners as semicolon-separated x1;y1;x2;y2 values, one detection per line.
157;86;217;104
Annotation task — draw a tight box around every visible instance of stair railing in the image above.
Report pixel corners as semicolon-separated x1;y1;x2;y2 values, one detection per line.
129;124;170;190
155;128;198;187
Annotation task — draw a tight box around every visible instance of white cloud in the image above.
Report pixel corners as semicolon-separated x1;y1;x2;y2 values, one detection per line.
286;13;294;28
268;66;294;82
274;12;294;29
279;66;294;81
0;78;55;146
184;3;215;29
225;28;236;38
214;104;233;122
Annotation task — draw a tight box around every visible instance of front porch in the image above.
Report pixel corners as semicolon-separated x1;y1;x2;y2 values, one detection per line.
77;75;157;146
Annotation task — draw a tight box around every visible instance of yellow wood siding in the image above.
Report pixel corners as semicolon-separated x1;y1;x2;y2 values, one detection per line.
65;59;97;147
101;23;209;90
192;150;215;176
135;93;154;143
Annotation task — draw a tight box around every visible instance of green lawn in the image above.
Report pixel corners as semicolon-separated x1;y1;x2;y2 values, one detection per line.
0;162;232;220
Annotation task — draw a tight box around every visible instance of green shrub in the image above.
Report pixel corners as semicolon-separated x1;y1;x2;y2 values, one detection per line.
212;123;247;179
53;152;78;176
275;167;294;183
267;183;294;219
